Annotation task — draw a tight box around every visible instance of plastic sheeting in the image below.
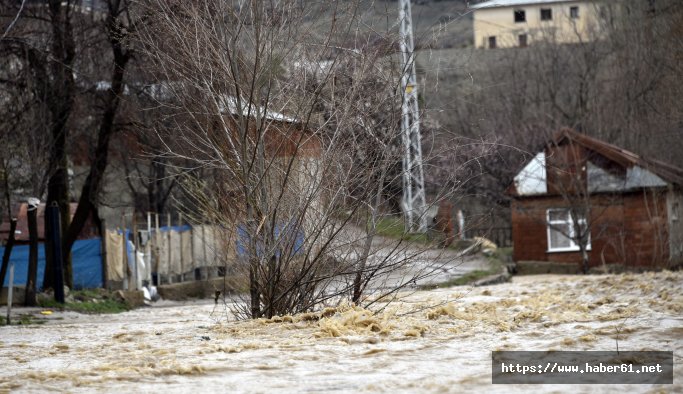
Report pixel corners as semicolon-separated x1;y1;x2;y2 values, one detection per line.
236;223;305;258
155;227;200;275
180;230;192;271
126;240;147;289
1;238;103;289
105;230;125;281
148;225;234;276
191;225;219;267
169;230;182;274
156;229;176;275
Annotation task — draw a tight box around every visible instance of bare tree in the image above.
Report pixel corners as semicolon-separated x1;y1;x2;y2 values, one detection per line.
543;134;598;274
421;0;683;234
0;0;146;290
135;0;465;319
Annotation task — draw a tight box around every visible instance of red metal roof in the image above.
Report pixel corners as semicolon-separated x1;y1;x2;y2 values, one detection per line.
0;202;97;243
552;128;683;187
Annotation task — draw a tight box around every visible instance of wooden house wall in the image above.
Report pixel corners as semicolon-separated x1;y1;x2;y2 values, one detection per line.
545;143;587;195
511;190;670;267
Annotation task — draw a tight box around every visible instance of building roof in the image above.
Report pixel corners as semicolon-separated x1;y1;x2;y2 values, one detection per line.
218;95;297;123
469;0;577;10
553;129;683;187
0;202;92;243
510;128;683;196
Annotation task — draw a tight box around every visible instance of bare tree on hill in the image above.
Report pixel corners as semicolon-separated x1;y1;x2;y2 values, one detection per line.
136;0;465;319
425;0;683;228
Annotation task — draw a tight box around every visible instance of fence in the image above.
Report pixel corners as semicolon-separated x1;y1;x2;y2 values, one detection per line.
0;223;231;291
0;238;103;289
2;220;513;291
149;224;230;285
101;223;234;288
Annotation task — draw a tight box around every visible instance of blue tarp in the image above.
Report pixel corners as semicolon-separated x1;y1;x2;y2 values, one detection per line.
156;225;192;233
236;223;304;258
1;238;103;290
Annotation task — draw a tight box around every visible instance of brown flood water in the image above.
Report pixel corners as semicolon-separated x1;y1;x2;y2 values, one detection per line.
1;271;681;393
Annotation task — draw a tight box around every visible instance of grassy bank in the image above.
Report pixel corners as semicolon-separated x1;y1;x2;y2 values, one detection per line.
373;216;431;243
419;247;512;289
37;289;130;314
372;216;472;250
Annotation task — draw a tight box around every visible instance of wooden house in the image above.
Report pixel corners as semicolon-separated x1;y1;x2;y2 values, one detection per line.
509;129;683;270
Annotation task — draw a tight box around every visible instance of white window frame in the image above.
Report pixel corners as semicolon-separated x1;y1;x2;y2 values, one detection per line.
546;208;591;252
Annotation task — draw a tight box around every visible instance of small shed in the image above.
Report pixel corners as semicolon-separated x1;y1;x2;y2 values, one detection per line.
509;129;683;270
0;202;99;244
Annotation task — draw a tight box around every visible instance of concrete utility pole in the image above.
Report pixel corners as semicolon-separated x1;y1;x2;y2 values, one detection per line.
398;0;427;232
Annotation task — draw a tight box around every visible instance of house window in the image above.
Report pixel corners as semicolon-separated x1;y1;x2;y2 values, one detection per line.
570;6;579;19
518;34;528;47
546;208;590;252
488;36;497;49
540;8;552;21
599;5;615;25
672;202;680;221
514;10;526;23
599;5;609;20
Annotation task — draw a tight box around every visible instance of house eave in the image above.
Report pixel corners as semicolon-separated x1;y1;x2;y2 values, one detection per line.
511;185;671;200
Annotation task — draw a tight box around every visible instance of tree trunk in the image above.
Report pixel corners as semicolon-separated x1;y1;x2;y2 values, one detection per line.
43;0;76;291
249;263;261;318
0;218;17;289
62;19;131;267
580;244;589;274
352;167;387;304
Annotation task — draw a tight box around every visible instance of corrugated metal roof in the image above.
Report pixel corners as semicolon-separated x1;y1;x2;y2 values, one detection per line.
469;0;577;10
514;152;548;195
509;128;683;196
218;95;297;123
553;128;683;187
0;202;89;243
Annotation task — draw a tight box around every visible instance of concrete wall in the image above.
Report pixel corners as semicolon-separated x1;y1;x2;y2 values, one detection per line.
473;1;605;49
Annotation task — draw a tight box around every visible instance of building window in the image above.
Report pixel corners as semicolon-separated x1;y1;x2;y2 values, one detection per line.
672;202;680;221
518;34;528;47
488;36;497;49
514;10;526;23
570;6;579;19
546;208;590;252
599;6;609;20
540;8;552;21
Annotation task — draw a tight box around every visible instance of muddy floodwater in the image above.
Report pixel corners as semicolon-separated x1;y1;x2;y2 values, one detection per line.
1;272;681;393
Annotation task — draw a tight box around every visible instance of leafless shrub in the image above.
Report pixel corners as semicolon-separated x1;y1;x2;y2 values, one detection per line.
135;0;466;319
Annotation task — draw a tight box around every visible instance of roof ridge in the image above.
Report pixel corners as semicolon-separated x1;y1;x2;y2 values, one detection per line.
554;128;683;186
469;0;576;10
